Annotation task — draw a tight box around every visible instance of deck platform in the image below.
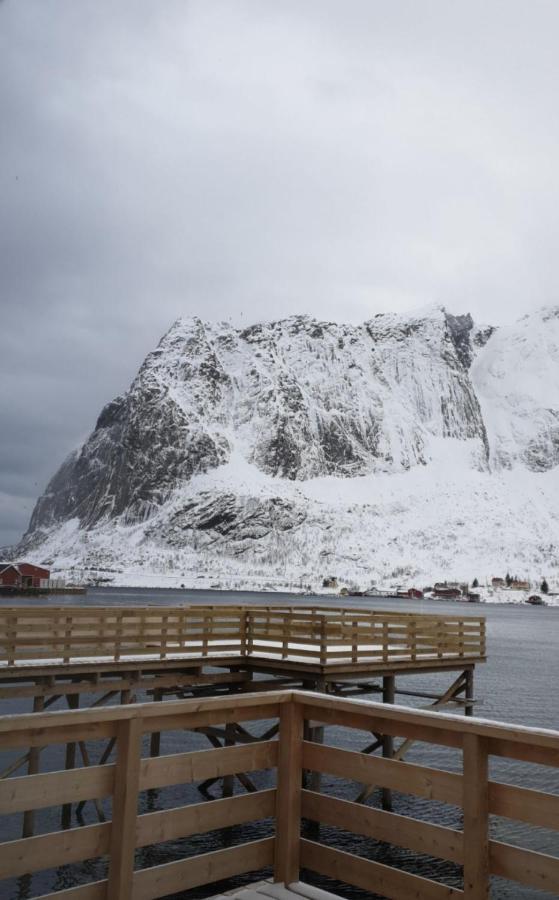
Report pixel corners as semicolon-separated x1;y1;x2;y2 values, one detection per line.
218;880;342;900
0;603;485;702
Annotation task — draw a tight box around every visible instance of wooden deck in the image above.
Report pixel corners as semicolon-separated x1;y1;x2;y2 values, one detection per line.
216;880;343;900
0;604;486;668
0;689;558;899
0;605;485;727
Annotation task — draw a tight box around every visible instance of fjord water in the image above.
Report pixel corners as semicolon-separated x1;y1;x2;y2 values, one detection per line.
1;589;558;899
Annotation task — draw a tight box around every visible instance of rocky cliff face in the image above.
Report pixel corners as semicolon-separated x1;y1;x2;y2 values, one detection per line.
20;306;559;588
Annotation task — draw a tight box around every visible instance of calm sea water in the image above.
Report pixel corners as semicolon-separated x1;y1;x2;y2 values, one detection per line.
1;588;558;899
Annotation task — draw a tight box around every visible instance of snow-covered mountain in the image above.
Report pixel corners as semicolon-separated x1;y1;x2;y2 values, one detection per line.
18;306;559;590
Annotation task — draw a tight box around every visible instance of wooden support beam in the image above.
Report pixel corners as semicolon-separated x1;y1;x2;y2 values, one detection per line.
463;732;489;899
61;693;79;829
78;742;106;823
149;689;162;758
382;674;395;812
465;668;475;717
106;717;142;900
22;693;45;838
274;700;303;883
222;723;235;799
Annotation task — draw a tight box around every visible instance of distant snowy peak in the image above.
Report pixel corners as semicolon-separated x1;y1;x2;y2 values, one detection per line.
24;305;558;544
472;305;559;471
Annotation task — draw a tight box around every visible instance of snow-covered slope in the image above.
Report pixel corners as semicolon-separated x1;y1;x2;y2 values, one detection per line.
18;306;559;590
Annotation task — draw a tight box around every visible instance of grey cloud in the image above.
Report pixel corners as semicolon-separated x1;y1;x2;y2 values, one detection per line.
2;0;559;545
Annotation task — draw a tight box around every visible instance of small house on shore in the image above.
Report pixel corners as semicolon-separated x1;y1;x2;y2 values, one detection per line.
0;562;50;590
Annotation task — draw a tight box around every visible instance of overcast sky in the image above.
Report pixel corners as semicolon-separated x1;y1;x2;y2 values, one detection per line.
2;0;559;547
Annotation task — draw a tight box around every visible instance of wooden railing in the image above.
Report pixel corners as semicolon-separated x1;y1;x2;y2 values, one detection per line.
0;605;486;667
0;691;558;899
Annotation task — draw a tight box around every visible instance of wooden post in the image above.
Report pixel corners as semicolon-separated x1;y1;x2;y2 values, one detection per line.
275;701;303;884
240;608;247;656
308;679;325;797
463;733;489;899
382;674;395;812
61;693;79;829
115;611;123;662
107;717;142;900
150;689;162;757
465;668;475;717
63;614;72;664
160;612;168;660
222;722;235;798
7;611;16;666
22;693;45;837
319;616;327;666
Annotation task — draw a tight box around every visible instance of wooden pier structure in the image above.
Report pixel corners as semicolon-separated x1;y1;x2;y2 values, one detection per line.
1;688;558;900
0;604;486;827
0;604;485;703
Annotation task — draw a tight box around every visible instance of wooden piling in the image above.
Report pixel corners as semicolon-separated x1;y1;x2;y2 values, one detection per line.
382;674;395;811
465;667;475;717
61;693;79;829
21;693;44;837
274;700;303;883
150;688;162;757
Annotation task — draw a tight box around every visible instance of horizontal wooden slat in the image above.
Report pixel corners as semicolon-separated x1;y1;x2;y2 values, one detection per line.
144;701;281;736
300;839;463;899
136;789;276;846
140;741;278;790
488;737;559;767
0;720;118;750
296;693;559;753
299;704;463;748
490;839;559;893
302;742;462;805
301;790;463;863
0;821;110;880
0;764;115;814
32;879;107;900
0;691;284;735
489;780;559;829
132;836;275;900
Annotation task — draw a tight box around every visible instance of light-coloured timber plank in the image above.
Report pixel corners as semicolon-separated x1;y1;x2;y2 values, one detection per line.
301;790;463;863
275;701;303;883
489;840;559;894
489;780;559;829
0;691;285;735
300;840;463;899
0;764;115;814
107;717;142;900
302;742;463;806
231;890;271;900
39;881;107;900
0;821;110;880
257;884;311;900
0;720;118;750
132;836;275;900
136;789;276;846
140;741;278;791
288;881;345;900
488;737;559;767
298;703;464;748
145;702;281;736
294;693;559;753
463;733;489;899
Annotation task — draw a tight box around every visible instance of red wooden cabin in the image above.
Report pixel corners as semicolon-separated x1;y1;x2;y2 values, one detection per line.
0;562;50;589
